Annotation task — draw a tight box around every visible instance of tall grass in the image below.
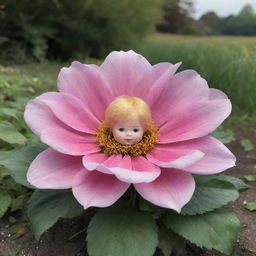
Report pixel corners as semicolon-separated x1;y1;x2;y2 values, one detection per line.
132;34;256;114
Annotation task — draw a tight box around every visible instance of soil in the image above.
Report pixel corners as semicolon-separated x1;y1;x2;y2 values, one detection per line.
0;127;256;256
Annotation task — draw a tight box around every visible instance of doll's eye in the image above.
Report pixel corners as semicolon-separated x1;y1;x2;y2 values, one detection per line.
119;128;124;132
133;129;139;132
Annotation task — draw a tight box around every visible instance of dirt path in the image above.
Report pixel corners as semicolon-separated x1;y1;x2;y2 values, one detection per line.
1;128;256;256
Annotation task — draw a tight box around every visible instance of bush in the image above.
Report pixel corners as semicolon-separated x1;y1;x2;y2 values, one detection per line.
0;0;163;62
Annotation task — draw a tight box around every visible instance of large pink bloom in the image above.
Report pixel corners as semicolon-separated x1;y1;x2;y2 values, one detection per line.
25;50;235;212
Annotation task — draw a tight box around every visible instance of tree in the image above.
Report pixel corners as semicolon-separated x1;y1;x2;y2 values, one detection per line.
217;4;256;36
0;0;163;62
199;11;220;32
157;0;196;34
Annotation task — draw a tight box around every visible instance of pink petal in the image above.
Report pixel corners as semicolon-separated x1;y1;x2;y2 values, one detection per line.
58;61;113;121
100;50;151;97
139;62;181;125
24;99;62;137
83;153;112;174
131;62;181;102
36;92;99;134
27;148;84;189
83;154;161;183
147;145;204;169
158;97;231;143
171;136;236;174
72;170;130;209
150;70;209;127
40;126;100;156
158;95;231;143
135;169;195;212
150;70;231;142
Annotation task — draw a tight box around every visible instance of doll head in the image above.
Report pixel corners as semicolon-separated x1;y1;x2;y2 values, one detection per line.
105;97;152;145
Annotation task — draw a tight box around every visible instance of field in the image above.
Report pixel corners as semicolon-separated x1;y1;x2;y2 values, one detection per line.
0;34;256;256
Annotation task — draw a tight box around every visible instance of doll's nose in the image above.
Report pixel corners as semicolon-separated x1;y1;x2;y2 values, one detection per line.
126;131;132;136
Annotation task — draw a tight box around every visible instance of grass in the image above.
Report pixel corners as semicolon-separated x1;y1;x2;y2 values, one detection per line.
132;33;256;115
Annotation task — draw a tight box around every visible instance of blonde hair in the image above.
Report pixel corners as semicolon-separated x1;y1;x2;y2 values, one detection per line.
105;97;152;130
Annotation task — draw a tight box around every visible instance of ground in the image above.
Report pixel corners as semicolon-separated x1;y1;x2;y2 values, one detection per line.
0;126;256;256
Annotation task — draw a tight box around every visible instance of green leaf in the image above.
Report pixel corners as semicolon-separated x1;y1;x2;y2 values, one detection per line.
0;145;46;188
0;107;19;119
240;139;255;151
0;151;12;161
87;203;158;256
28;190;83;240
158;226;185;256
245;201;256;211
211;129;235;144
0;191;12;217
0;121;26;145
10;194;27;212
163;207;240;255
243;174;256;182
181;176;239;215
214;175;250;191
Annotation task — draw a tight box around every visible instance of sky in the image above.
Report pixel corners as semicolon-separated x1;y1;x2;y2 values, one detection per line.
193;0;256;19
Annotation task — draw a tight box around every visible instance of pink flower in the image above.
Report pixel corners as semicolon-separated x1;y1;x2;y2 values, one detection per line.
24;50;235;212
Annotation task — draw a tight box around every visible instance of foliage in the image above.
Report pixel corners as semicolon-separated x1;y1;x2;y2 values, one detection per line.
199;11;220;33
181;176;239;215
28;190;84;239
243;174;256;182
0;63;60;221
245;201;256;211
199;4;256;36
157;0;200;34
211;128;235;144
0;191;12;217
217;5;256;36
240;139;255;151
87;204;158;256
0;145;46;188
0;0;163;62
163;207;240;255
158;226;185;256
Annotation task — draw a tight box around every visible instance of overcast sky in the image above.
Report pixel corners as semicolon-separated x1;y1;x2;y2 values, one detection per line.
193;0;256;19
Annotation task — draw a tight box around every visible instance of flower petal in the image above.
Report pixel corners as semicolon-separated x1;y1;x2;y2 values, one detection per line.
24;98;62;137
36;92;99;134
83;153;112;174
139;62;181;125
40;126;100;156
83;154;161;183
147;145;204;169
27;148;84;189
135;169;195;212
158;96;231;143
100;50;151;97
171;136;236;174
72;170;130;209
152;70;231;142
58;61;113;121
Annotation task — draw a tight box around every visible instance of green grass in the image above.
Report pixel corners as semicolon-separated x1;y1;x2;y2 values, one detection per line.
132;33;256;115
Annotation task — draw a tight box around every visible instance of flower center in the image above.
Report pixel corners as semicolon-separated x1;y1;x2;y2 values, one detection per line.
96;122;158;157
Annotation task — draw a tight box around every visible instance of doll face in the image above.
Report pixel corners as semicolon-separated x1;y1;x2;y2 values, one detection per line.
112;118;144;145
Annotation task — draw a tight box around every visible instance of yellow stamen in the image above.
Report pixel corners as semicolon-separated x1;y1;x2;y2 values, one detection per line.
96;122;158;157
